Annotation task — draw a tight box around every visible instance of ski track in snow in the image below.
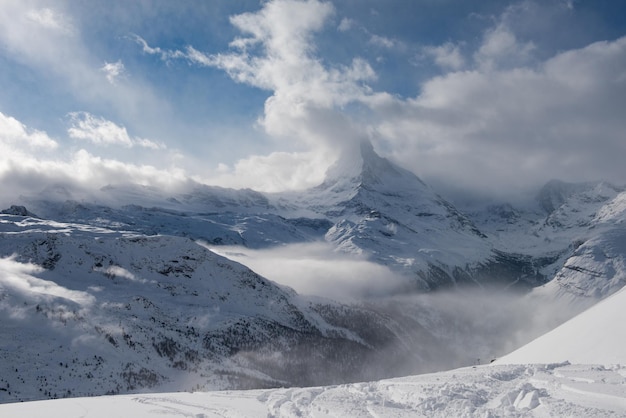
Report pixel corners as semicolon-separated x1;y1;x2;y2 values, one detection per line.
1;362;625;417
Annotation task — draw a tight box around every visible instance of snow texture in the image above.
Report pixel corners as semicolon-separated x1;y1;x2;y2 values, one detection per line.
1;362;624;417
498;286;626;366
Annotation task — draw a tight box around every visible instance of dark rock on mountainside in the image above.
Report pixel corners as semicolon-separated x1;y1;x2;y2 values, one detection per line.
1;205;37;217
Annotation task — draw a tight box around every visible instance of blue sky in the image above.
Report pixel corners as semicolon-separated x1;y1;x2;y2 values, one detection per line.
0;0;625;201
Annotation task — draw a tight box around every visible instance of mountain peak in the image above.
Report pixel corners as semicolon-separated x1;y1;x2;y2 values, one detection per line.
537;179;623;214
319;140;425;193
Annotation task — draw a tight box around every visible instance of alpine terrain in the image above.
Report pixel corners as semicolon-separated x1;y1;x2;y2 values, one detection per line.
1;141;625;412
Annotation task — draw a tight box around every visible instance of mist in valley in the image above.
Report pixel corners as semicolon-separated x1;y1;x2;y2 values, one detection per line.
209;242;581;380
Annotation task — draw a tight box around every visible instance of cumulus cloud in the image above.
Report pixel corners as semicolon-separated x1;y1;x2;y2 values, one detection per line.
135;0;626;196
423;42;465;70
0;111;58;150
134;0;389;190
474;23;535;70
0;111;188;208
5;0;622;199
180;0;379;114
68;112;165;150
209;149;335;192
0;146;184;192
376;35;626;195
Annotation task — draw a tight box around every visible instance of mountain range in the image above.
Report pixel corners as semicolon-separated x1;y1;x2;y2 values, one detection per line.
1;140;625;403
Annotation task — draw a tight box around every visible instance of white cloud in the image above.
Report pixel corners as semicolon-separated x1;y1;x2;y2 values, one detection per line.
134;0;387;190
208;149;335;192
337;17;354;32
0;255;94;306
208;243;406;300
0;3;77;69
67;149;185;188
424;42;465;70
375;35;626;196
0;111;58;150
131;0;626;196
67;112;165;149
132;34;186;62
0;145;189;209
474;23;535;71
369;34;396;49
0;112;184;208
68;112;133;147
101;60;125;84
0;0;575;199
25;7;74;34
135;0;379;121
0;2;171;139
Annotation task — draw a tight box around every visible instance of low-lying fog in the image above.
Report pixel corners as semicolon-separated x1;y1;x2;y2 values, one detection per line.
207;242;406;300
207;241;581;368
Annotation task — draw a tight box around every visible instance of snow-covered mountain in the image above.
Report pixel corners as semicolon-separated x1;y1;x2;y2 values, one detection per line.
467;180;626;307
0;213;502;403
280;140;497;289
9;142;559;291
2;141;626;407
0;214;331;401
15;142;621;292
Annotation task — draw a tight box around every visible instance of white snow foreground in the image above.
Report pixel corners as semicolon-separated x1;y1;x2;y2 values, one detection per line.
1;362;624;417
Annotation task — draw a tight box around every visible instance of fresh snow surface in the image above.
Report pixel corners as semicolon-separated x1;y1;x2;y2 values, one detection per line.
1;362;625;417
497;286;626;366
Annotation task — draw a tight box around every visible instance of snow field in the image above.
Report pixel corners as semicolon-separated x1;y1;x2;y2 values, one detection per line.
498;286;626;366
1;362;624;417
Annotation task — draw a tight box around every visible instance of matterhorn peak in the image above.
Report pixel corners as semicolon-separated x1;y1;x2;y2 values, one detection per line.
318;139;426;193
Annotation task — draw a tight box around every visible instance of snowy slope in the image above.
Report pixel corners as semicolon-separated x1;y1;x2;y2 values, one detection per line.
0;213;315;400
18;194;330;249
1;362;624;417
4;213;528;403
534;226;626;306
463;181;624;262
3;213;437;402
497;286;626;365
